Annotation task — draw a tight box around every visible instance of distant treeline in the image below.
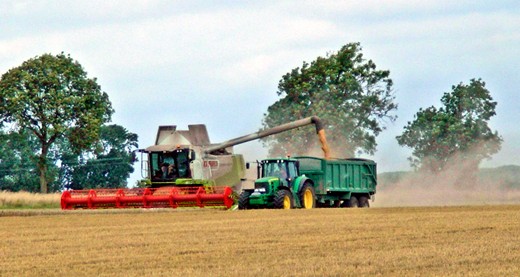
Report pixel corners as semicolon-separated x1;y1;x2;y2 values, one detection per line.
378;165;520;189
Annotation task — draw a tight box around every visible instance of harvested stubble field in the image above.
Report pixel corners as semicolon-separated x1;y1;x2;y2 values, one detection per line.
1;205;519;276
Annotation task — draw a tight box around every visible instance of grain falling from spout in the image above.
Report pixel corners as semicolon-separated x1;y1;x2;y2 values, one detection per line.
318;129;331;159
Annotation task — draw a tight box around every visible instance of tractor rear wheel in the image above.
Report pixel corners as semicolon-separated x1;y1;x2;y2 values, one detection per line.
274;189;293;209
358;196;370;208
299;183;315;209
238;191;251;210
341;196;358;208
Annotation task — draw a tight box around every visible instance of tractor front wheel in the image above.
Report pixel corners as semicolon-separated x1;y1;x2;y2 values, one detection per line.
238;191;251;210
274;189;293;209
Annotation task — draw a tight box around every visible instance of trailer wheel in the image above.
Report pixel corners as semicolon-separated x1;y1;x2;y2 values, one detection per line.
238;191;251;210
358;196;370;208
299;183;315;209
274;189;293;209
341;196;358;208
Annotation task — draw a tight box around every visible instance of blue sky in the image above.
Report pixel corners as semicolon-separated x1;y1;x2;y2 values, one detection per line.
1;1;519;183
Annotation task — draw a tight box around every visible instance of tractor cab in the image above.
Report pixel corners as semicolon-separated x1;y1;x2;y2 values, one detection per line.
259;159;299;184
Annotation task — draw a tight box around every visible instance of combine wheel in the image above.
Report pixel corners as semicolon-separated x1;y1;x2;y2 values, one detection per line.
358;196;370;208
238;191;251;210
299;183;315;209
274;189;293;209
341;196;358;208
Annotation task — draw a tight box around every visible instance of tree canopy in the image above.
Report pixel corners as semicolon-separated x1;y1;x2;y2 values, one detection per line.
396;79;502;173
0;53;114;192
262;43;397;157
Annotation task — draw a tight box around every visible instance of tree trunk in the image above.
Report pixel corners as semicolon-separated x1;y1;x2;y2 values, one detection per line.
38;145;49;193
39;164;48;193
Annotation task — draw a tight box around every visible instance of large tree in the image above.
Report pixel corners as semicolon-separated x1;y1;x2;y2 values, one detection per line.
396;79;502;173
0;53;113;193
262;43;397;157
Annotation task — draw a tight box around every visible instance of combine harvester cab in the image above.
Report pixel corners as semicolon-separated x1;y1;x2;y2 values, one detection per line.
61;116;331;210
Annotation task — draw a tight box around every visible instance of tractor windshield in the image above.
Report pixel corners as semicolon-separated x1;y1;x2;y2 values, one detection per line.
262;161;289;179
150;149;194;181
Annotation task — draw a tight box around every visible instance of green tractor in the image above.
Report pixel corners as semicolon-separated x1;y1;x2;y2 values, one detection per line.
238;158;316;209
238;156;377;209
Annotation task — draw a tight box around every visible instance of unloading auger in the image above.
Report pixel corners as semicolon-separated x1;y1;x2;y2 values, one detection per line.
61;116;330;209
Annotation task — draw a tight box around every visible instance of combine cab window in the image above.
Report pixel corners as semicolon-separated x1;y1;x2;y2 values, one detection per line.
150;149;194;181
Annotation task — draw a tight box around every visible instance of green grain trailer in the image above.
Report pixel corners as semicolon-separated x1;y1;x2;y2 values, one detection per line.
297;156;377;208
238;156;377;209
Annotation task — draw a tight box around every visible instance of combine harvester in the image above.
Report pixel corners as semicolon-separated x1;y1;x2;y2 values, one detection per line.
61;116;330;210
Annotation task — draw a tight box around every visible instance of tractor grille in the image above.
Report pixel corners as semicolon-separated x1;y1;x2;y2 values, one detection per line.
254;182;270;193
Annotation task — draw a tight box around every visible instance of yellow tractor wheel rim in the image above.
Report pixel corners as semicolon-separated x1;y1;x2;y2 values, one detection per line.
283;195;291;209
303;189;313;209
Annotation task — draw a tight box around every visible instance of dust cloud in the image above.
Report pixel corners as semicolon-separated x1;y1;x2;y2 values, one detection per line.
374;163;520;207
373;139;520;207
